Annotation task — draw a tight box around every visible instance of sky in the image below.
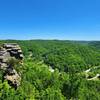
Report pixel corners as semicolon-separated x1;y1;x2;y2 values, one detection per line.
0;0;100;40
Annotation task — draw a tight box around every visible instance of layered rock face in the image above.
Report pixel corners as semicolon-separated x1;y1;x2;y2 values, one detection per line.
3;43;23;60
0;47;11;70
0;43;23;88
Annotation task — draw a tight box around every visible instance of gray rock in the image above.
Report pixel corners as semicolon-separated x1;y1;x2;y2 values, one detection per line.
0;43;23;88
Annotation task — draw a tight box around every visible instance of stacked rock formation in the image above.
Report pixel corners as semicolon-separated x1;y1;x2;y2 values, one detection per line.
0;43;23;88
3;43;23;60
0;47;11;70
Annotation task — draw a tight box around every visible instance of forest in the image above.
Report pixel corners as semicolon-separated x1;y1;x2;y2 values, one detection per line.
0;40;100;100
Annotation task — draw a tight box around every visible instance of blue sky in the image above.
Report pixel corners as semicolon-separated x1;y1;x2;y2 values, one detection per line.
0;0;100;40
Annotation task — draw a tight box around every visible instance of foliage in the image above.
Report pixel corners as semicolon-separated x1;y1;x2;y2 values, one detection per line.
0;40;100;99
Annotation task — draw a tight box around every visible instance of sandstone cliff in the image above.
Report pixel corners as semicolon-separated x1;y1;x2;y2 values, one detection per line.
0;43;23;89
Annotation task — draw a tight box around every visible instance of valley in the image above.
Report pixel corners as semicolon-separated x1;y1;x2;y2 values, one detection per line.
0;40;100;100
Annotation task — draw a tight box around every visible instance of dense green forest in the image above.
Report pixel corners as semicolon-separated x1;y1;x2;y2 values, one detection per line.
0;40;100;100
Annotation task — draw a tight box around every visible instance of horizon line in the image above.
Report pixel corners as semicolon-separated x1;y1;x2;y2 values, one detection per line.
0;39;100;41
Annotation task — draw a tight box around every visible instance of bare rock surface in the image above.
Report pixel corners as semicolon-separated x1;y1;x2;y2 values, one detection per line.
0;43;23;88
4;69;21;87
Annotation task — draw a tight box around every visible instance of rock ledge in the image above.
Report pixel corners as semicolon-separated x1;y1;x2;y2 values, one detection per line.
0;43;23;88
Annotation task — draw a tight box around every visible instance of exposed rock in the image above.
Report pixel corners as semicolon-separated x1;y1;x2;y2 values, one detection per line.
3;43;23;60
4;69;21;88
0;63;8;70
0;48;10;69
0;43;23;89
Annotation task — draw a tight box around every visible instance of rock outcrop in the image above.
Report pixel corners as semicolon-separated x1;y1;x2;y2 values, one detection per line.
0;48;10;69
3;43;23;60
0;43;23;88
